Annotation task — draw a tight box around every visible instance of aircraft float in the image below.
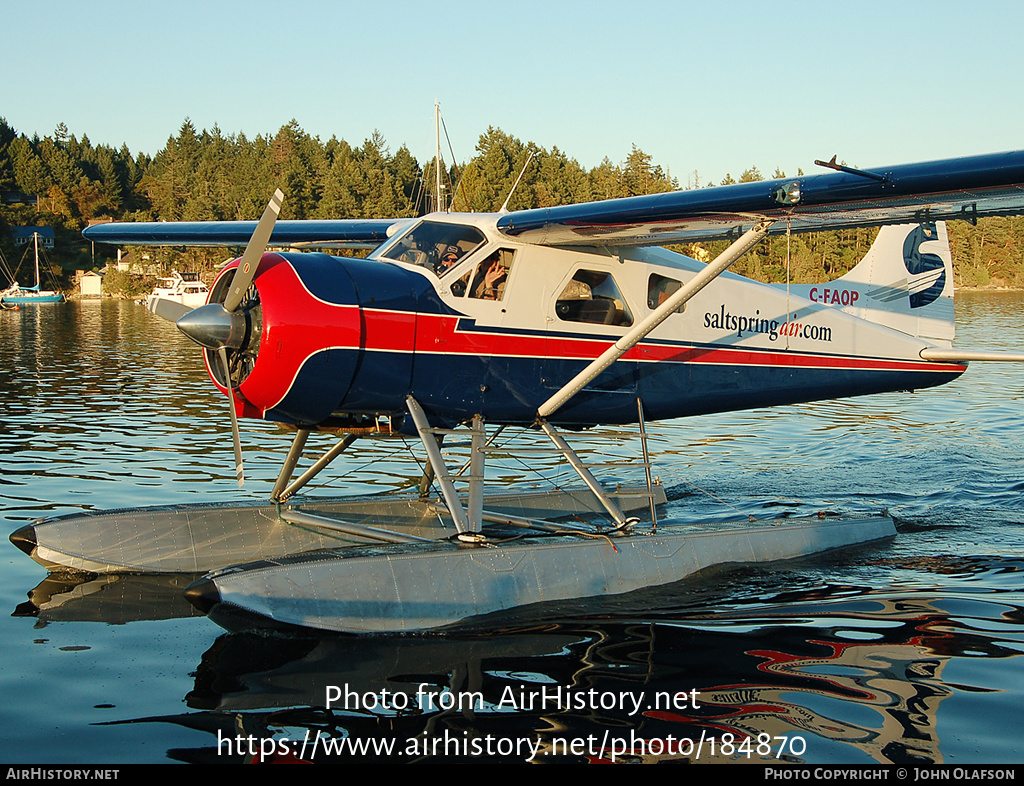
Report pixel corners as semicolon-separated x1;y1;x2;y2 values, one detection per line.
12;147;1024;633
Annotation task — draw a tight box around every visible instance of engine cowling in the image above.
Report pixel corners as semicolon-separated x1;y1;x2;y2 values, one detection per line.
204;251;421;427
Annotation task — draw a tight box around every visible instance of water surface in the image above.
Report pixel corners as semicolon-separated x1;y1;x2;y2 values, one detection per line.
1;293;1022;764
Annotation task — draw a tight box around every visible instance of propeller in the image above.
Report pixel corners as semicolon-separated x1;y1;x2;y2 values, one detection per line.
149;297;192;322
215;345;244;488
224;190;285;312
161;189;285;487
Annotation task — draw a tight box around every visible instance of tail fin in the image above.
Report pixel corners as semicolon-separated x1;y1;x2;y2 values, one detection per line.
786;221;954;342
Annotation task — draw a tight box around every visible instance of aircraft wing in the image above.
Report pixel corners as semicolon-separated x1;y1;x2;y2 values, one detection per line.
497;150;1024;246
82;218;412;249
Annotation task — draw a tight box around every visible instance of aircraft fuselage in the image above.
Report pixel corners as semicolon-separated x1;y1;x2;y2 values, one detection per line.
209;212;965;431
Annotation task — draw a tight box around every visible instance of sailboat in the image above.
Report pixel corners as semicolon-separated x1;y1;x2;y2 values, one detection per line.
0;232;64;305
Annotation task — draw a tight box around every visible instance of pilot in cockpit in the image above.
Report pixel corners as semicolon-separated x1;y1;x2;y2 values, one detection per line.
437;245;462;274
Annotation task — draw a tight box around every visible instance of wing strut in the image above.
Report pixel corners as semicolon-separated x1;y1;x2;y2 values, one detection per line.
537;217;774;420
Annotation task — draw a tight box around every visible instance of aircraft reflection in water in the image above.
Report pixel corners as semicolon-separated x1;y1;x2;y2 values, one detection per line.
17;563;975;764
13;573;202;624
77;589;959;764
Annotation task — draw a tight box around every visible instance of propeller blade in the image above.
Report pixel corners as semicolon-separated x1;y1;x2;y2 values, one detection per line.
216;346;245;488
223;188;284;313
149;296;193;323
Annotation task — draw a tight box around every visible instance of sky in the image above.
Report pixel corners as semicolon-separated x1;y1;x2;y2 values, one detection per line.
4;0;1023;187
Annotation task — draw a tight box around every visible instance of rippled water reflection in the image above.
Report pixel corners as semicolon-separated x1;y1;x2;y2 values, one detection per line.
1;293;1023;764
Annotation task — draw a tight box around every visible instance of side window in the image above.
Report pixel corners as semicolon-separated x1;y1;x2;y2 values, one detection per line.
451;269;473;297
468;248;514;301
555;269;633;327
648;273;684;312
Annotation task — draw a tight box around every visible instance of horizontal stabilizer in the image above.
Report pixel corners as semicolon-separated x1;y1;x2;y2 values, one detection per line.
920;348;1024;362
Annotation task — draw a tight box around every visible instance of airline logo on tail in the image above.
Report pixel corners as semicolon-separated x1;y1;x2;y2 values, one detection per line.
865;222;946;310
781;221;955;341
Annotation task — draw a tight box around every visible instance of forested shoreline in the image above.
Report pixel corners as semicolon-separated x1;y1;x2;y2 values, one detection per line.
2;116;1022;291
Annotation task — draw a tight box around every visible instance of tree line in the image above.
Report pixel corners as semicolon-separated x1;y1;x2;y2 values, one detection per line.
1;116;1021;289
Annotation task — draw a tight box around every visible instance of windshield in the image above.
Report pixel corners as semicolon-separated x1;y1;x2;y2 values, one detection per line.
373;220;486;276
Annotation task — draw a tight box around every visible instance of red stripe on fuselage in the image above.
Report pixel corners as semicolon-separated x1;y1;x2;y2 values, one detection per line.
397;311;964;374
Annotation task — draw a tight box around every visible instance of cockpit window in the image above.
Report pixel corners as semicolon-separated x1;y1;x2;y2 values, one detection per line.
373;220;486;276
555;269;633;327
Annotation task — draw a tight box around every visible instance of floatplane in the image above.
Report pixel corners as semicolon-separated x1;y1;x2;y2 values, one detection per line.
12;147;1024;633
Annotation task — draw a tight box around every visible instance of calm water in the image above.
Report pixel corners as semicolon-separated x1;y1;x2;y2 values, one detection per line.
1;293;1023;764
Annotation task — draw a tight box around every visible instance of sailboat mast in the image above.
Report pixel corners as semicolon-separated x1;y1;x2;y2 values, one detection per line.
435;102;445;213
34;232;39;289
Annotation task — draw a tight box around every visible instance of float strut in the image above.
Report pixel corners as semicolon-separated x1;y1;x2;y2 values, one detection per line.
418;434;443;498
637;397;658;532
277;434;360;502
406;396;474;533
271;429;310;502
538;420;628;528
466;415;486;532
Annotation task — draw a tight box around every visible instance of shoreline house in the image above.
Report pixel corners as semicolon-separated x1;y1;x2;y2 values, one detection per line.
11;226;56;249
